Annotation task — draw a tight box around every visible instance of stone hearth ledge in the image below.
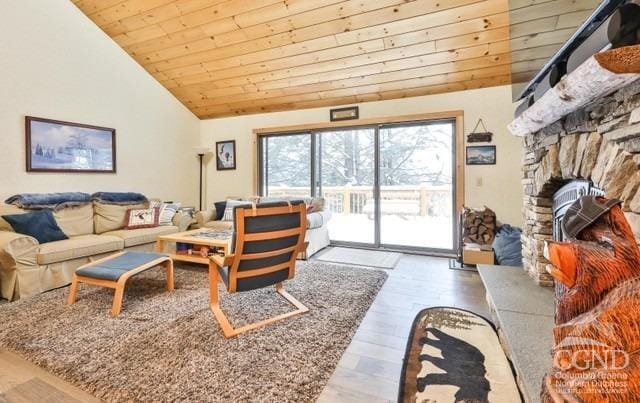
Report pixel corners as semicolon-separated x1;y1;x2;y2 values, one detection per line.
478;264;554;403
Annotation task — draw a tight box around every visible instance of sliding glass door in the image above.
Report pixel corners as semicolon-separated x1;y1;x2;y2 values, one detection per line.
258;119;456;253
379;122;454;250
319;128;375;244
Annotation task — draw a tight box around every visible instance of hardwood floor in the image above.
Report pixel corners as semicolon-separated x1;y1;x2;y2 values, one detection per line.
317;254;491;403
0;254;489;402
0;349;99;402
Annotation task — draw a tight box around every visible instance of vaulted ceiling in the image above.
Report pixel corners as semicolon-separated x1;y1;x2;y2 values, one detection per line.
72;0;599;119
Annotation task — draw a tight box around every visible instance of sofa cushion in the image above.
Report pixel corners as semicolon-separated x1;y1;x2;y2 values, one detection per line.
3;210;68;244
104;225;179;247
54;204;94;237
203;220;234;231
307;212;323;230
94;202;147;234
37;234;124;265
0;204;26;231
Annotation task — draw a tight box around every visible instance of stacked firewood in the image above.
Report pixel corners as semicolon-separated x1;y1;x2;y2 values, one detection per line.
462;207;496;245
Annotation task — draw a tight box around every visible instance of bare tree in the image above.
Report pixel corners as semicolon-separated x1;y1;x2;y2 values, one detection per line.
261;124;453;189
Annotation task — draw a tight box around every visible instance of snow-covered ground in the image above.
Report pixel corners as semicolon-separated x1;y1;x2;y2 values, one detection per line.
327;213;453;250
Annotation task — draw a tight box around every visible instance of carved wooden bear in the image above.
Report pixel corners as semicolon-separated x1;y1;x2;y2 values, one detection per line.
545;202;640;325
542;199;640;402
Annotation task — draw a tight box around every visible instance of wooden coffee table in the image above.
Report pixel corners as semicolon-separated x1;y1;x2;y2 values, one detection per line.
156;228;232;265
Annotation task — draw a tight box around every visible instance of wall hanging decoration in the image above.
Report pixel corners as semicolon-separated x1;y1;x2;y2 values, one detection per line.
330;106;359;121
466;145;496;165
25;116;115;173
467;118;493;143
216;140;236;171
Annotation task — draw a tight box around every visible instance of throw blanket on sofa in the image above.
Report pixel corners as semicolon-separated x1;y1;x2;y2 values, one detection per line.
91;192;148;205
5;192;91;210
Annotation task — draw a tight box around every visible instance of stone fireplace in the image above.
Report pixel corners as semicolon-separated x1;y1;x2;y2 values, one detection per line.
521;79;640;286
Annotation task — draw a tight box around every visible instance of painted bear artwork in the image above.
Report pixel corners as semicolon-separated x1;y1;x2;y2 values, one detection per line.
417;327;490;401
398;307;521;403
542;196;640;402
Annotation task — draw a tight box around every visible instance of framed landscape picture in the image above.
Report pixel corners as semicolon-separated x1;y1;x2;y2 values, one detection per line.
26;116;116;173
216;140;236;170
466;145;496;165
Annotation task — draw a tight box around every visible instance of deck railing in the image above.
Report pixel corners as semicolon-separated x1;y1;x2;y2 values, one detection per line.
266;185;452;217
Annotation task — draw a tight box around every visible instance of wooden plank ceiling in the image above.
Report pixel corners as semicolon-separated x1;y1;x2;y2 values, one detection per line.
72;0;600;118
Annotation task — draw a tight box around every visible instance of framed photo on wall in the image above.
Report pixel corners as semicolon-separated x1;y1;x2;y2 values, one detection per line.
26;116;116;173
466;145;496;165
330;106;359;121
216;140;236;170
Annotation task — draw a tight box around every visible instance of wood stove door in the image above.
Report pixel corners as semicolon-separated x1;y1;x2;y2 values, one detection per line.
552;180;604;241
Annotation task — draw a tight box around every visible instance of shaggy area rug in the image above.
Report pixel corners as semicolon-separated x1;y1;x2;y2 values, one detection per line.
0;261;386;402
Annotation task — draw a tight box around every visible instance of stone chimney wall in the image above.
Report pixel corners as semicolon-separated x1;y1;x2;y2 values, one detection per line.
521;79;640;286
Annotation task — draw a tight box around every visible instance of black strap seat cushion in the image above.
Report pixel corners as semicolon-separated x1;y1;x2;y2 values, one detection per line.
217;265;289;292
76;251;167;281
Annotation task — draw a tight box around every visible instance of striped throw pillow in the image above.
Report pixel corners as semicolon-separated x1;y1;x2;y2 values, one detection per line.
222;199;248;222
150;201;181;226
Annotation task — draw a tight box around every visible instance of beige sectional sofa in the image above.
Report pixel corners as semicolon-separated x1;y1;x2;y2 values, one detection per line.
0;200;189;301
195;197;331;259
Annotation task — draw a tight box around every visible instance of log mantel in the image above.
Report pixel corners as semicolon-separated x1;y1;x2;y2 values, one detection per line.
509;45;640;137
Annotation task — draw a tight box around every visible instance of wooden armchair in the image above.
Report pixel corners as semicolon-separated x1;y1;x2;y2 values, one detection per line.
208;200;309;338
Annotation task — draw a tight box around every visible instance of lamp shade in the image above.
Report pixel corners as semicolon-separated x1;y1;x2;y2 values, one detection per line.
194;146;212;156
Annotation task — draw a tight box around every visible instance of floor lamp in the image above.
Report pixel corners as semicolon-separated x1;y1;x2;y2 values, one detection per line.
195;147;212;211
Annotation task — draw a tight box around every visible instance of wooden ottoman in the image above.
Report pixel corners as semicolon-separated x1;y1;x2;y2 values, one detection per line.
67;251;174;316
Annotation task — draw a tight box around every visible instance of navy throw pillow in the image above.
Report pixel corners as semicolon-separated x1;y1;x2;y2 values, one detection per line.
214;201;227;221
2;209;68;244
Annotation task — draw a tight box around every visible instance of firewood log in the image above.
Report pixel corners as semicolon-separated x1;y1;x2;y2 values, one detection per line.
509;45;640;136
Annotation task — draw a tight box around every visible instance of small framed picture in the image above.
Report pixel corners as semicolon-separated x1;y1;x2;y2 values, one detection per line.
216;140;236;170
466;145;496;165
330;106;359;121
26;116;116;173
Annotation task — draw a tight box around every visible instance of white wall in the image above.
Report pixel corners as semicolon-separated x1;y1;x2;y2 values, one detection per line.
0;0;200;205
200;85;524;226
